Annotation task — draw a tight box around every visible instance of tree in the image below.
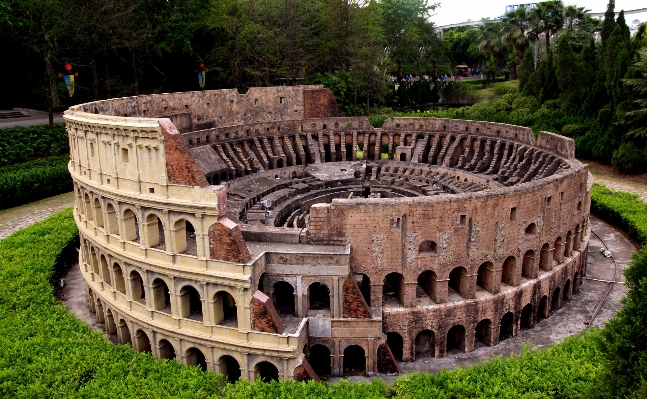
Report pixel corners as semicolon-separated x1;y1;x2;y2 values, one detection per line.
379;0;438;77
555;36;586;111
501;5;534;66
563;5;588;32
518;43;535;92
529;0;564;56
621;48;647;138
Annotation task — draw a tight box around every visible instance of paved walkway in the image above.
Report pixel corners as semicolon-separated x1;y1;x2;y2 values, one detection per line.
0;192;74;240
0;109;64;129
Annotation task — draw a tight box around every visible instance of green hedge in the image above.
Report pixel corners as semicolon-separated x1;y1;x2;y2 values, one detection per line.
0;124;69;167
0;209;609;398
590;183;647;245
0;155;73;210
590;183;647;398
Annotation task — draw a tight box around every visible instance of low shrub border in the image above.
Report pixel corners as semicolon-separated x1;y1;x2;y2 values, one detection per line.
589;183;647;398
0;124;69;167
0;209;608;398
0;155;72;210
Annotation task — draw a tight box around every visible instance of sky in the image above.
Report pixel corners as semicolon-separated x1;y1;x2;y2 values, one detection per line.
429;0;647;27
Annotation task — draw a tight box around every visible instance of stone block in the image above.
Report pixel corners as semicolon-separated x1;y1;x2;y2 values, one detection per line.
250;290;285;334
208;218;252;263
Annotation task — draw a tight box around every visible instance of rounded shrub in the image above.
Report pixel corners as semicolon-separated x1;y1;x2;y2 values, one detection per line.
611;142;647;174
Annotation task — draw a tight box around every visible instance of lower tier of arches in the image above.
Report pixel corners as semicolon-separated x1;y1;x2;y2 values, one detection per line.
380;243;587;362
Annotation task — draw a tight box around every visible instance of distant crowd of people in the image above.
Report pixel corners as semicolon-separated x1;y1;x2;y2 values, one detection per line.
386;73;456;85
386;66;483;85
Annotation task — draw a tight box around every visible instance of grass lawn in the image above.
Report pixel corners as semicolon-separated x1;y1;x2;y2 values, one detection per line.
472;79;519;101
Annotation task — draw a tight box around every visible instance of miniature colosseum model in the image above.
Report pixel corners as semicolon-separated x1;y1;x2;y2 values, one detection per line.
65;85;591;382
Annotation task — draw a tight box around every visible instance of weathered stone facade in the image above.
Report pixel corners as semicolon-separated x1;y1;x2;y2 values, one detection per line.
65;85;590;381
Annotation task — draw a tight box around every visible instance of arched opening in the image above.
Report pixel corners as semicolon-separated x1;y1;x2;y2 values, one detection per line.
158;339;176;360
415;330;435;358
179;285;203;321
272;281;295;316
214;291;237;327
90;247;99;274
185;221;198;256
93;198;104;228
254;361;279;382
551;287;561;311
151;278;171;313
106;203;119;235
501;256;517;286
553;237;563;264
446;325;466;353
218;355;241;382
84;194;93;221
449;267;469;298
105;310;117;341
573;272;581;292
475;319;493;347
522;250;535;278
537;295;548;322
574;225;581;250
135;329;152;353
417;270;437;302
123;209;140;242
499;312;514;341
343;345;366;375
383;272;405;306
387;332;403;361
173;219;197;256
418;240;437;254
525;223;537;235
308;344;332;376
276;158;284;168
100;255;111;286
521;304;533;329
118;319;131;345
540;243;551;271
476;262;495;293
565;231;573;258
308;282;330;311
563;279;571;301
95;301;105;323
186;347;207;371
145;214;166;250
129;270;146;303
112;263;125;293
400;153;406;161
358;274;371;306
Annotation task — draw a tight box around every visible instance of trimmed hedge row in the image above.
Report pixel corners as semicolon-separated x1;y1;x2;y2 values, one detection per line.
590;183;647;245
0;209;608;398
0;155;73;210
590;183;647;398
0;124;69;167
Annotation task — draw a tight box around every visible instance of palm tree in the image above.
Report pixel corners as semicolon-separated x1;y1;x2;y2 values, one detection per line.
501;6;535;65
529;0;564;55
478;23;507;74
563;5;589;32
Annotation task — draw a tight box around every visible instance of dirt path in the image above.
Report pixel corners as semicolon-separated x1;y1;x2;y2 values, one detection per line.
587;160;647;202
0;192;74;240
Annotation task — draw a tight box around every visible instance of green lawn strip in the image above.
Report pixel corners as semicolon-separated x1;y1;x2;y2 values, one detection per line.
0;205;626;398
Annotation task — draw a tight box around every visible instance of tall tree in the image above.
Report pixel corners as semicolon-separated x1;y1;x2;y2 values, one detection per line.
529;0;564;56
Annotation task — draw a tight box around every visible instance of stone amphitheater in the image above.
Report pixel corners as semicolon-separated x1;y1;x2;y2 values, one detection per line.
64;85;591;382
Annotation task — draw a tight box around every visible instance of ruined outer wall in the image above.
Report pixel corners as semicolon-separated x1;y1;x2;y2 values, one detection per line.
69;85;331;128
64;107;309;381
